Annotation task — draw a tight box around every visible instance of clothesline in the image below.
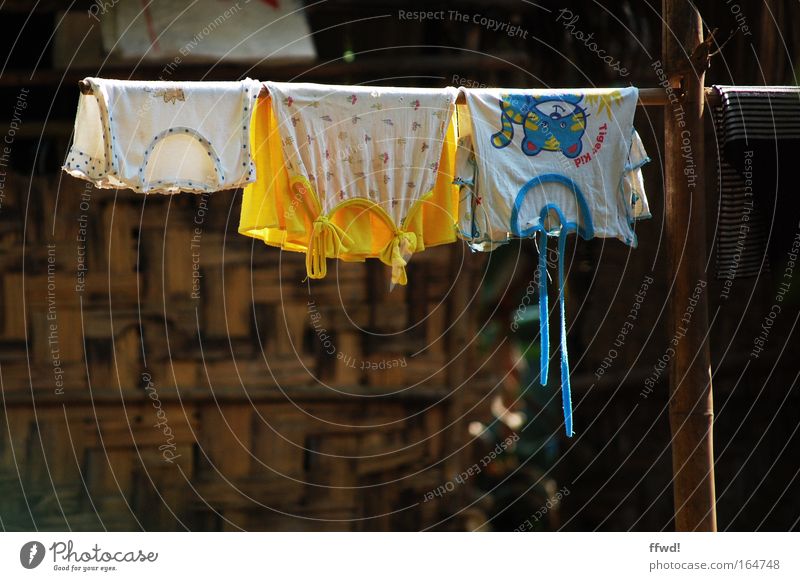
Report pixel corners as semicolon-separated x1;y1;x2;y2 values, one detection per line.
76;80;719;107
65;79;660;438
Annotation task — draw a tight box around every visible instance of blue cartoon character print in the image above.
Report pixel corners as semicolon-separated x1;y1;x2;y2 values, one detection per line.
491;93;587;159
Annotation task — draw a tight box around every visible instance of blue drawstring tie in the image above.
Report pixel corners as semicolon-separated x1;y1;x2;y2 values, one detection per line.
537;228;573;437
538;229;550;387
511;175;592;438
557;229;573;437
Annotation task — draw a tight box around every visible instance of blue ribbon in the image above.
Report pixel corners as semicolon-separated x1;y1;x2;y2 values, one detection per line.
510;176;591;437
557;228;573;437
536;226;572;437
538;228;550;387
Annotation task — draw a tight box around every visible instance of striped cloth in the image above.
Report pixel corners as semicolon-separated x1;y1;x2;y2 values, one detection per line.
713;85;800;279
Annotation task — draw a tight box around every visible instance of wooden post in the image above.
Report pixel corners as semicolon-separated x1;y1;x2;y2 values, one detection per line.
662;0;717;531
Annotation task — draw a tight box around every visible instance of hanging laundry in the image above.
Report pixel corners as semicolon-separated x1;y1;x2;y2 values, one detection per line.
713;86;800;280
64;78;260;194
455;87;651;436
239;82;459;285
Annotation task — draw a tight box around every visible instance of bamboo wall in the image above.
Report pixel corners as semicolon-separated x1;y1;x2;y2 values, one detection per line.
0;172;492;530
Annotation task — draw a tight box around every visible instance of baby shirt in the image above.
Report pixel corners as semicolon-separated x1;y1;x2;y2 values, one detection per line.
455;87;651;436
457;87;649;250
239;82;459;284
64;77;260;194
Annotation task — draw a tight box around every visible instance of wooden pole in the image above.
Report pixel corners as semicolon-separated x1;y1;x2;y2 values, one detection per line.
662;0;717;531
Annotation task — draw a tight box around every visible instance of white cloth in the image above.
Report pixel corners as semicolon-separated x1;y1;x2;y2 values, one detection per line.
265;81;457;226
100;0;316;63
455;87;649;249
64;77;260;194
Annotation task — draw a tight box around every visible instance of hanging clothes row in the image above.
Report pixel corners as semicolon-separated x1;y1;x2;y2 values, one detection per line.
63;79;653;436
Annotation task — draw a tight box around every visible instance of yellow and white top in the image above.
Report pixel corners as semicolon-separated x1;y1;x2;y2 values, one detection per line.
239;82;459;285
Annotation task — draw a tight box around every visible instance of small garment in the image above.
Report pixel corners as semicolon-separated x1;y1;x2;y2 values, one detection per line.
455;87;650;436
64;77;260;194
239;82;459;284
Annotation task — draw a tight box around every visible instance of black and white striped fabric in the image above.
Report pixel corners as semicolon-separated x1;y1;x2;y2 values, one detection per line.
713;85;800;280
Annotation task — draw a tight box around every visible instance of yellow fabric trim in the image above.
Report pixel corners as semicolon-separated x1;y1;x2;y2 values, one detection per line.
380;230;417;286
306;214;355;279
289;174;322;217
419;115;459;248
239;96;293;243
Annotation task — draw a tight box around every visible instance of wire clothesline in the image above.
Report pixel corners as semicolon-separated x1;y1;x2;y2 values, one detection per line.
76;80;720;107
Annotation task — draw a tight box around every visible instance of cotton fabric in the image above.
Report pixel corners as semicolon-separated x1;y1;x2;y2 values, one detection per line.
64;77;260;194
239;82;459;284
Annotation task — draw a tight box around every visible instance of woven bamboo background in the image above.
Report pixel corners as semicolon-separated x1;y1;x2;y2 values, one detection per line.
0;172;494;530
